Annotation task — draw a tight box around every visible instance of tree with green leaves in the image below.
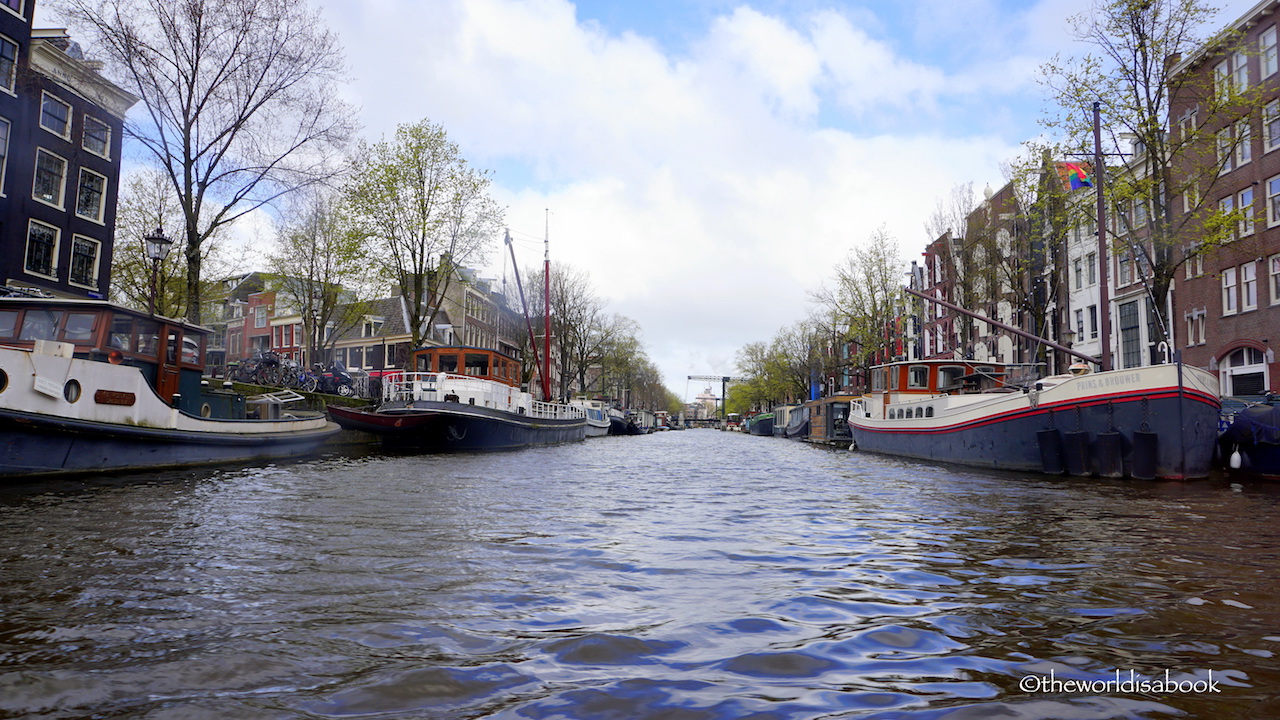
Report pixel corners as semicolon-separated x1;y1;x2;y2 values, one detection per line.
811;227;906;373
1036;0;1261;340
53;0;358;324
345;119;504;348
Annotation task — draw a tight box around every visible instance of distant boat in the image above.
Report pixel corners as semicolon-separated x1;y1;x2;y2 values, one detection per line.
0;293;339;478
570;398;612;437
747;412;774;436
772;405;797;438
783;404;810;440
848;358;1220;480
329;346;586;451
725;412;742;431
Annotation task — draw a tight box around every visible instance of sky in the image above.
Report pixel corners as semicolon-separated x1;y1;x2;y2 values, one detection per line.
40;0;1264;401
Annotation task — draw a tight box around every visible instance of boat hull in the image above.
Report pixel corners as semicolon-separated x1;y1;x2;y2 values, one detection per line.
0;408;339;477
329;401;586;451
849;365;1221;480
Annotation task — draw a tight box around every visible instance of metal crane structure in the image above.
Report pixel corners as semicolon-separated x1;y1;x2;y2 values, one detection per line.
687;375;746;419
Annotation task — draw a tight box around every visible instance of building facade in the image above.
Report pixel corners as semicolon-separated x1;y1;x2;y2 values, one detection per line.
0;7;136;298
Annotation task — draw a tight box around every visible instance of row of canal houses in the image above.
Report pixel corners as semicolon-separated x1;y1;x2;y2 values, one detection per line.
200;268;560;391
883;1;1280;400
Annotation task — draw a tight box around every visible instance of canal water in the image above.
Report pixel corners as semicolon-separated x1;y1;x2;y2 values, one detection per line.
2;430;1279;719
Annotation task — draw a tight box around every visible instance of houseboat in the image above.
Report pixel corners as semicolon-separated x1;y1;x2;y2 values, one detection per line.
847;358;1220;480
328;345;586;451
0;293;339;478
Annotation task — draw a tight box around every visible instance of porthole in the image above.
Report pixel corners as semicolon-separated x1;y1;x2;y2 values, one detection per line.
0;368;7;393
200;402;213;418
63;379;82;403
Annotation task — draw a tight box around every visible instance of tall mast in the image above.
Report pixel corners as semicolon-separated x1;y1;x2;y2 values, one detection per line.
505;229;545;395
543;210;553;401
1093;101;1113;372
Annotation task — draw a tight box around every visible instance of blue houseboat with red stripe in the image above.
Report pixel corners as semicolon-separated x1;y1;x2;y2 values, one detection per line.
847;358;1221;480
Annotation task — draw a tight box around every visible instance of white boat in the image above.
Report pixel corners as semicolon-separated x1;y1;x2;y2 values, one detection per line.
0;295;340;478
570;398;613;437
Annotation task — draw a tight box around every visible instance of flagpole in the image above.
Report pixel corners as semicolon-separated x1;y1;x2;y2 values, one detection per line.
1093;101;1112;372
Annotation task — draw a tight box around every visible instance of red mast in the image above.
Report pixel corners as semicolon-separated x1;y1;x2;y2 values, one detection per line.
542;210;553;401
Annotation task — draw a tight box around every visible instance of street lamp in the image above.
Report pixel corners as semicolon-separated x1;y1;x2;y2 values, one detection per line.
144;226;173;316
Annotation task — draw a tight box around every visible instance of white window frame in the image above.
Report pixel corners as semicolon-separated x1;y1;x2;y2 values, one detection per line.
0;34;16;94
1233;51;1249;92
1266;27;1279;78
81;115;111;159
1270;254;1280;305
1215;60;1231;99
1268;101;1280;153
1218;127;1234;174
24;219;60;280
1243;262;1258;312
1237;119;1253;166
39;92;71;139
75;167;107;223
1223;266;1239;316
1240;186;1256;236
0;0;21;20
1087;252;1098;285
0;115;9;197
1270;175;1280;227
68;234;101;290
32;148;67;209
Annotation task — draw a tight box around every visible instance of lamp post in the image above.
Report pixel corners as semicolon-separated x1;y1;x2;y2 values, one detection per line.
144;226;173;316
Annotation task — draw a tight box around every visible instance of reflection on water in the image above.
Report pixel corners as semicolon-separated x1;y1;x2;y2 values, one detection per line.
2;431;1279;719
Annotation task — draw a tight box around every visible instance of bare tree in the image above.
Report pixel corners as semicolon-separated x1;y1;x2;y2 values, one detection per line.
52;0;358;323
811;227;907;370
111;167;235;317
345;119;504;347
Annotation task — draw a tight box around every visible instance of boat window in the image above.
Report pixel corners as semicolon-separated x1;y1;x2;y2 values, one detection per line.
915;407;923;418
182;335;202;365
465;353;489;377
938;366;965;390
415;353;431;372
926;406;934;417
135;320;159;357
889;368;900;390
908;365;929;389
19;309;62;341
438;354;458;374
108;314;133;351
166;330;180;364
62;312;97;343
0;310;17;339
871;368;886;391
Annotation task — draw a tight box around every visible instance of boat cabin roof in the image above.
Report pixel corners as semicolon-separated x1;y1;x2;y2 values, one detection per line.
411;345;523;388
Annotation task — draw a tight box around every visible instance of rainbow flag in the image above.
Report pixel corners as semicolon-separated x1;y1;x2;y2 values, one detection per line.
1058;162;1092;191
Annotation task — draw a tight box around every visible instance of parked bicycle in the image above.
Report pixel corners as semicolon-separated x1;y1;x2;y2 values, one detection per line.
280;358;319;393
231;350;283;386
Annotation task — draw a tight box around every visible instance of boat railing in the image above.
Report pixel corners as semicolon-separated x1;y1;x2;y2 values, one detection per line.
531;399;587;420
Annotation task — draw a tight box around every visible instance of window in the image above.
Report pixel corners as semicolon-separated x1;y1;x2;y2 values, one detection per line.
1118;249;1133;286
40;92;71;138
254;306;267;328
1233;51;1249;92
1272;254;1280;304
1223;266;1238;315
1240;187;1256;236
1220;195;1236;241
75;169;106;222
1186;248;1204;279
1134;199;1148;228
1185;311;1206;347
1215;60;1230;99
1075;309;1084;340
1265;27;1279;78
1088;305;1099;339
82;115;110;158
1236;120;1253;166
1223;347;1268;396
1243;262;1258;311
24;220;58;278
0;116;9;194
0;35;15;92
69;236;99;288
1073;257;1083;289
1180;108;1199;142
1268;101;1280;152
1120;300;1142;369
908;365;928;388
1218;127;1235;173
1087;252;1097;285
32;149;66;207
0;0;19;14
1270;175;1280;226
